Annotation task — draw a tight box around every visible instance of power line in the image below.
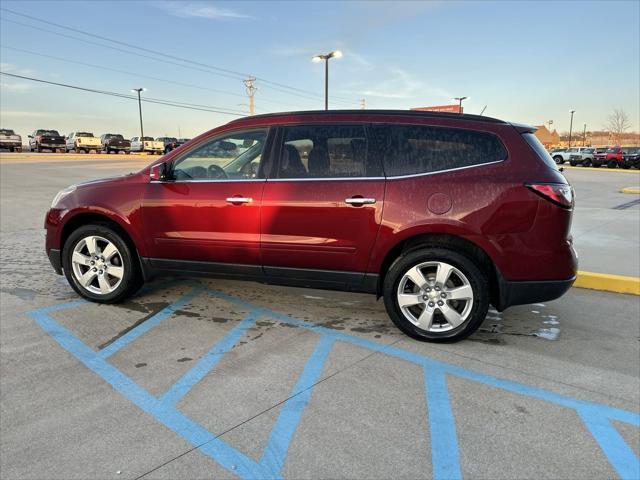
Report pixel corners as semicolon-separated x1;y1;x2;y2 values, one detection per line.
1;17;344;108
0;72;246;116
0;8;360;106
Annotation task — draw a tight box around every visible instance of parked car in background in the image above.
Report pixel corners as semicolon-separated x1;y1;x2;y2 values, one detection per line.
29;129;65;152
568;147;596;166
589;147;609;167
66;132;101;153
0;128;22;152
593;146;623;168
156;137;178;154
101;134;130;154
621;147;640;169
549;148;568;164
131;136;164;154
45;109;577;342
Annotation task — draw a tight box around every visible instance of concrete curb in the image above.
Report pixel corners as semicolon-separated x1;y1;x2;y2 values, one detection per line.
562;165;640;174
620;187;640;194
574;271;640;295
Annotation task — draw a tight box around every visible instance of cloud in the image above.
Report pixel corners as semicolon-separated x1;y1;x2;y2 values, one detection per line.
347;67;451;101
151;1;253;20
0;82;34;93
0;63;35;76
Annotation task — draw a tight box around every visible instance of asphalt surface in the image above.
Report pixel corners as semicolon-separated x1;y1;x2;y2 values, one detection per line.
1;153;639;480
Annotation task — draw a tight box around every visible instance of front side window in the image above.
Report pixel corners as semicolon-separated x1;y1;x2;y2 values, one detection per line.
171;129;268;181
371;124;507;177
276;124;379;179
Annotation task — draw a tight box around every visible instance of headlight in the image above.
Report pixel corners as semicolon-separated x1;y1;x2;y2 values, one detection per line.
51;185;76;207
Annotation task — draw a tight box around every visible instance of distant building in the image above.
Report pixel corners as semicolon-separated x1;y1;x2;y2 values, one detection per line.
534;125;560;148
411;105;462;113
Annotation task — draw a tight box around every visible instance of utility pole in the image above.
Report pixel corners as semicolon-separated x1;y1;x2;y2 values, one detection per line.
243;77;257;115
582;123;587;146
132;88;145;139
568;109;575;147
360;98;366;110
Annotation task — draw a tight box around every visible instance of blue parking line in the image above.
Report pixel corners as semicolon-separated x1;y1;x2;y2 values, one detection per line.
260;335;335;475
28;283;640;479
424;367;462;480
97;286;204;359
578;405;640;480
31;302;276;480
159;312;259;406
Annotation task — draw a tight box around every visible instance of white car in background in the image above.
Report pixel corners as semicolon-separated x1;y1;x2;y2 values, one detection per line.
0;129;22;152
66;132;101;153
131;136;164;154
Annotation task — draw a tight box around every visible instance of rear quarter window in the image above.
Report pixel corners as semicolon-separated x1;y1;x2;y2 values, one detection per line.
370;124;507;177
522;133;559;171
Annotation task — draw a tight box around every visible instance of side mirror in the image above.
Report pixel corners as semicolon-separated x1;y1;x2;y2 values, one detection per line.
28;135;33;139
150;163;168;181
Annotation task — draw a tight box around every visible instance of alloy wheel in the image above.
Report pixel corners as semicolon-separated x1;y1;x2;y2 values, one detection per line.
71;235;125;295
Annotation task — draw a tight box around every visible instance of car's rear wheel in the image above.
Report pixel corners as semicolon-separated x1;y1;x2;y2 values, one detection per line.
607;159;617;168
383;248;489;342
553;156;564;164
583;158;592;167
62;224;142;303
570;160;577;166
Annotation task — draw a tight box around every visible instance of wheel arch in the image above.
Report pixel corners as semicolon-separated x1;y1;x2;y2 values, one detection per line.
375;232;500;308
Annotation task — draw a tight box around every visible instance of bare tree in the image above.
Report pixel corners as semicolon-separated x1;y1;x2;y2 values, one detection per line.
605;109;631;143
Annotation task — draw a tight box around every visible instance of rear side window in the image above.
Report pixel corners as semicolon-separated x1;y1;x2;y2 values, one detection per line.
276;125;382;178
522;133;558;171
370;125;507;177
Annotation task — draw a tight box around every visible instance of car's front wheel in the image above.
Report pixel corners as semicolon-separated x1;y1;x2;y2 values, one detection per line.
607;159;617;168
383;248;489;342
62;224;142;303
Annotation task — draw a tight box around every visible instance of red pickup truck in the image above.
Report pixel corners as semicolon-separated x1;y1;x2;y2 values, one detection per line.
592;146;622;168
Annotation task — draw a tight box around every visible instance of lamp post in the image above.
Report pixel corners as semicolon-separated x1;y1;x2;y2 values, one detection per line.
453;96;468;114
312;50;342;110
582;123;587;146
568;109;575;148
132;88;146;139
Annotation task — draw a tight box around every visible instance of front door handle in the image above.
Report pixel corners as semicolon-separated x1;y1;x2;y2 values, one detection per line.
226;197;253;205
345;197;376;205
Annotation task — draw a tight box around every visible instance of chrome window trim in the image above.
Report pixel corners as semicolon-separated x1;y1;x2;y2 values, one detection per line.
265;176;385;182
150;178;266;184
384;159;506;180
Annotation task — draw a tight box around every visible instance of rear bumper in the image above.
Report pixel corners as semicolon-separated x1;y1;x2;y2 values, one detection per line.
495;272;575;311
48;248;62;275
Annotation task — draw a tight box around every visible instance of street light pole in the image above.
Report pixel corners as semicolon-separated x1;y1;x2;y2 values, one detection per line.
582;123;587;146
132;88;145;139
312;50;342;110
568;109;575;148
453;96;468;114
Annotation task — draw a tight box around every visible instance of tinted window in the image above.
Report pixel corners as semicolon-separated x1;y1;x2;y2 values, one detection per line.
522;133;559;171
0;129;15;135
77;132;94;137
276;125;380;178
172;129;268;181
371;125;507;176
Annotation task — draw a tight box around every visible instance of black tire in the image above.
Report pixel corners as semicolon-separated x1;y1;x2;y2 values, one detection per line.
15;147;22;153
382;247;489;342
592;161;601;168
583;158;592;167
36;145;41;153
570;160;577;166
553;156;564;165
607;159;617;168
62;224;143;303
622;163;631;169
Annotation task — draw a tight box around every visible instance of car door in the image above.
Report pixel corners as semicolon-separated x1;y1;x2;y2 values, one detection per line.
260;123;385;288
140;127;272;274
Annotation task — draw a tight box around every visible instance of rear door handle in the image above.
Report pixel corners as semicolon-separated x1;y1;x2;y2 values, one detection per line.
345;197;376;205
226;197;253;204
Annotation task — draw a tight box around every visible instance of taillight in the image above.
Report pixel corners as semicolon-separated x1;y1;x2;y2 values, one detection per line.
526;183;574;209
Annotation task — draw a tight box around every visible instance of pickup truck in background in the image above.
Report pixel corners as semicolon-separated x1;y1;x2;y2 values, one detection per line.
100;133;131;154
131;136;164;154
621;147;640;169
66;132;101;153
568;147;596;166
0;129;22;152
29;129;65;152
156;136;178;154
592;146;623;168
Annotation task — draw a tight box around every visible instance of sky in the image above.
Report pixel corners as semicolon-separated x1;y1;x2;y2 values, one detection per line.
1;0;639;139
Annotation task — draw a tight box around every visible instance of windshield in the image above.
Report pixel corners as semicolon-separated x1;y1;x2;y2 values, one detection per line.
623;147;639;154
606;147;620;153
38;130;59;136
595;148;608;153
77;132;94;137
142;137;154;141
583;148;595;153
523;133;559;171
108;134;124;140
0;129;16;135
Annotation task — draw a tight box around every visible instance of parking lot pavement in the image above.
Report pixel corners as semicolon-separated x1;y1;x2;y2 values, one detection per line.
563;168;640;277
1;153;639;479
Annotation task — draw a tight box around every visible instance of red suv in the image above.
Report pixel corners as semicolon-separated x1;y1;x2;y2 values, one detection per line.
45;110;577;342
593;146;622;168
